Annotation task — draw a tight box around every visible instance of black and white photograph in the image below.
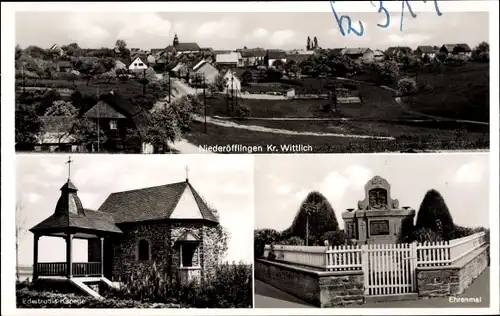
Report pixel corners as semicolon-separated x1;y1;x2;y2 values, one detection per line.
13;8;490;154
254;154;490;308
14;155;253;308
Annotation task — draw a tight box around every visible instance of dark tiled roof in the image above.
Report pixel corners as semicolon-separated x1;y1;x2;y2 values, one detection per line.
416;45;436;53
343;47;371;55
99;92;150;131
442;43;472;53
166;43;201;53
131;54;149;65
98;181;219;224
150;48;163;56
240;49;267;58
30;209;122;234
331;48;344;55
267;50;287;59
83;100;127;119
386;46;413;56
31;179;122;234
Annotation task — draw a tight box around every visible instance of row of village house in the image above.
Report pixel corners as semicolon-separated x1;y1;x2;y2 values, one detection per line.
50;33;474;76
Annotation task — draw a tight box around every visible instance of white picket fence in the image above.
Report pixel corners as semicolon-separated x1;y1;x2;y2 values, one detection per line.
264;232;486;271
263;232;487;296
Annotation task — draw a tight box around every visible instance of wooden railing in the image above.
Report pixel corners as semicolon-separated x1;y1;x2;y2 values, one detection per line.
36;262;67;276
73;262;102;277
36;262;102;277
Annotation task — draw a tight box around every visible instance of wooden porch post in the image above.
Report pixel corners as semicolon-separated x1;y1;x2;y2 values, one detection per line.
100;237;104;277
66;233;73;278
33;234;40;281
179;244;183;267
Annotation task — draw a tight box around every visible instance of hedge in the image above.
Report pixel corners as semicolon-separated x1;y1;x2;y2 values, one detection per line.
16;290;184;308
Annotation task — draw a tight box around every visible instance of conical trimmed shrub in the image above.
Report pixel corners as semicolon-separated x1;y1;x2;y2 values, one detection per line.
415;189;455;240
284;191;339;245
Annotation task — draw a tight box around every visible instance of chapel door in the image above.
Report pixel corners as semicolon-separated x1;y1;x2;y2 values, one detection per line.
103;239;114;280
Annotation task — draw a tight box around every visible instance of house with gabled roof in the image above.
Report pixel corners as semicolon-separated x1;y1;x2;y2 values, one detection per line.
82;91;150;153
385;46;413;59
34;116;79;153
239;48;267;66
342;47;375;63
29;163;222;296
265;49;287;68
129;55;149;71
415;45;438;59
191;60;219;85
49;44;64;57
215;52;243;68
440;43;472;57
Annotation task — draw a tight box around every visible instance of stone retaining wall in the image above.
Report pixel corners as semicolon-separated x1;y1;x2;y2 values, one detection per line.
255;259;364;307
416;245;489;298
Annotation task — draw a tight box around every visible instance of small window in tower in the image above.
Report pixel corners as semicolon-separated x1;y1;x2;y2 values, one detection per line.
109;120;117;130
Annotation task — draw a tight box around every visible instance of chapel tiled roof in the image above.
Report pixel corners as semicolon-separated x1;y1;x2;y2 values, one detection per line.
267;50;287;59
98;181;219;224
416;45;436;53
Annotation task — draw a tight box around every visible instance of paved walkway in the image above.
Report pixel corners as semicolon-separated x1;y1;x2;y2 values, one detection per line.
254;267;490;308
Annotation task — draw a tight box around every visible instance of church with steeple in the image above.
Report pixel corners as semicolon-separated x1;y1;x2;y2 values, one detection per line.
29;157;221;297
165;33;201;56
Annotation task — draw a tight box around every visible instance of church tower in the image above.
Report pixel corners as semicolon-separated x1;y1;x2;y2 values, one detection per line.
173;33;179;46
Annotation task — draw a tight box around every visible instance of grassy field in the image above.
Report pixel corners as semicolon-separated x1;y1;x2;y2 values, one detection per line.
184;121;489;153
352;62;490;122
206;81;413;120
222;119;489;140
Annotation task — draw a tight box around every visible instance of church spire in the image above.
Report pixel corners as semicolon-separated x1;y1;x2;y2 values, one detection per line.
61;156;78;192
185;165;189;183
173;33;179;46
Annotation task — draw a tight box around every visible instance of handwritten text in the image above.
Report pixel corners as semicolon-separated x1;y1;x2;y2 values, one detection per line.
330;0;443;36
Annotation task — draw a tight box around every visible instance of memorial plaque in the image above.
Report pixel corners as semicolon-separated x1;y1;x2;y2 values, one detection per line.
369;220;390;236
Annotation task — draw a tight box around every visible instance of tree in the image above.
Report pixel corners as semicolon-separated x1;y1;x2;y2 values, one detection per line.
280;236;305;246
24;45;47;59
313;36;318;49
98;57;116;72
306;36;311;51
115;39;130;58
241;70;253;86
435;51;447;63
271;59;284;70
136;67;157;95
415;189;455;240
142;107;180;153
61;43;81;57
15;103;41;149
374;60;399;84
397;77;418;95
214;73;228;92
44;100;78;116
68;118;107;149
472;42;489;62
15;45;23;60
207;83;218;97
266;68;283;82
100;70;116;84
168;94;203;131
284;191;339;246
16;201;27;282
236;102;250;120
254;229;281;258
37;89;62;116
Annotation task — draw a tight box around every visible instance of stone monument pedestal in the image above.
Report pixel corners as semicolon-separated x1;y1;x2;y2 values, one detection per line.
342;176;415;245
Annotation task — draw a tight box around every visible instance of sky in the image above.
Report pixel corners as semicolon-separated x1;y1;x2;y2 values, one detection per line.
15;11;489;51
254;154;490;232
16;155;254;266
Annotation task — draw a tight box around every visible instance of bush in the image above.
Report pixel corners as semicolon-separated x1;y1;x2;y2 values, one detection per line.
106;261;252;308
236;103;250;120
16;290;183;308
321;230;351;246
254;228;281;258
280;236;305;245
397;77;418;95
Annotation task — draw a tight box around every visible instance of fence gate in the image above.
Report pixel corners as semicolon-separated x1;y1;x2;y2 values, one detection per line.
362;243;417;296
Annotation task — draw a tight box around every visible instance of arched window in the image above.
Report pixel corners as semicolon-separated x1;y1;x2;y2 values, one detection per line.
137;239;150;261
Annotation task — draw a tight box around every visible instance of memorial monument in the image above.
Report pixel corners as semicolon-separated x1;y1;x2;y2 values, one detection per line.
341;176;415;245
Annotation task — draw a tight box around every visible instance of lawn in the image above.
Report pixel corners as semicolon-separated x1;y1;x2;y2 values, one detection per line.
206;82;412;120
221;118;489;140
352;62;490;122
183;121;489;153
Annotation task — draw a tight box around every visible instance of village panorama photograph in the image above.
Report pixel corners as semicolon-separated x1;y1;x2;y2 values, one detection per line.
14;10;490;154
253;153;490;308
14;154;254;308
